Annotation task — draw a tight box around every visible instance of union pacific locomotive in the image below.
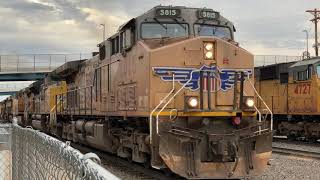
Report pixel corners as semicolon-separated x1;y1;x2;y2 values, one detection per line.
255;56;320;141
1;6;272;179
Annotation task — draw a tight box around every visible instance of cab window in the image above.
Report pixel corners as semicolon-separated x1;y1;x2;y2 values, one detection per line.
141;23;188;39
317;65;320;78
99;45;106;60
194;24;232;40
294;65;312;81
111;36;119;55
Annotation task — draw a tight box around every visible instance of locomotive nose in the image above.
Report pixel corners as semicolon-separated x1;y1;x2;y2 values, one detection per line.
158;120;273;179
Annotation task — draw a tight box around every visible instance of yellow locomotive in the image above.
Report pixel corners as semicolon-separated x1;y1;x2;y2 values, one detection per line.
255;57;320;141
2;6;272;179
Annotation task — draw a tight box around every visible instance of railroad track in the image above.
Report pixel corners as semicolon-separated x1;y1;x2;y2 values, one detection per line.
272;146;320;159
71;143;181;180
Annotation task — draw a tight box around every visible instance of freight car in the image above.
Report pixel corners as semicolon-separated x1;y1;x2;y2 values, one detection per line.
2;6;273;179
255;57;320;141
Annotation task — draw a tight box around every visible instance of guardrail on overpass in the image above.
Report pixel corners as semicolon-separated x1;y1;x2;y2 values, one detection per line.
0;54;305;72
254;55;303;67
0;53;92;73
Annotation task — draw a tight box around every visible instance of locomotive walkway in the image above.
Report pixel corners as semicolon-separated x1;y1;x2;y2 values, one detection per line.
0;120;119;180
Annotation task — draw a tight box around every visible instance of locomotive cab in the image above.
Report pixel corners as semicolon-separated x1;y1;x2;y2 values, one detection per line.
288;58;320;113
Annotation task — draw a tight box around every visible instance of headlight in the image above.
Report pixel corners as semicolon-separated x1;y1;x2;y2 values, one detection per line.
187;97;198;108
205;43;213;51
204;42;214;60
245;98;255;107
205;51;213;59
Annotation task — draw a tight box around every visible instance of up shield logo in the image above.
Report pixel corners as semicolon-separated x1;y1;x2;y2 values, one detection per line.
153;65;252;92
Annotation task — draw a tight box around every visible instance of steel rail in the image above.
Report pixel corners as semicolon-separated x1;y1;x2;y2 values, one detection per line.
272;146;320;159
71;143;178;180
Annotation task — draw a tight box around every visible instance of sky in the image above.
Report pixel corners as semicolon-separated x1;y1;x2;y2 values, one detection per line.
0;0;319;101
0;0;319;56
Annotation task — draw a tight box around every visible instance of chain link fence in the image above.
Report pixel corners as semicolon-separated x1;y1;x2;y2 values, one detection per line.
0;124;11;180
0;122;119;180
254;55;303;67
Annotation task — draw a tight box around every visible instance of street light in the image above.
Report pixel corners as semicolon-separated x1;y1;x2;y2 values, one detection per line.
303;29;309;58
100;24;106;41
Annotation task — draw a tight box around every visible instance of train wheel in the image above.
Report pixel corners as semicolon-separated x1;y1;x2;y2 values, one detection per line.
143;155;151;169
127;157;132;163
127;150;133;163
162;168;173;177
287;135;296;141
308;137;318;143
143;160;150;169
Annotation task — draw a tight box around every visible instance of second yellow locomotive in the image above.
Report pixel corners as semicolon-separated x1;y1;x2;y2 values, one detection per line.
255;57;320;140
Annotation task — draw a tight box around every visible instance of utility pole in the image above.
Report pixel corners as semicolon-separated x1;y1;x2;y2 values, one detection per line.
306;8;320;57
100;23;106;41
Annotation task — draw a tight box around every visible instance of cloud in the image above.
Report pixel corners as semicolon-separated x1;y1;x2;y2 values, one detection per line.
0;0;319;55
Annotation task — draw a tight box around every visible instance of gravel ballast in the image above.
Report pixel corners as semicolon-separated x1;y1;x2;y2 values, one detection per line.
253;141;320;180
253;153;320;180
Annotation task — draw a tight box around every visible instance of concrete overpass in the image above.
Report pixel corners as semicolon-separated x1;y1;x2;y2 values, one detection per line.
0;53;91;96
0;81;34;95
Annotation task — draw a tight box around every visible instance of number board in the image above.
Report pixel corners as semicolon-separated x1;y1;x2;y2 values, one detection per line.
155;8;181;18
294;83;311;94
198;10;219;20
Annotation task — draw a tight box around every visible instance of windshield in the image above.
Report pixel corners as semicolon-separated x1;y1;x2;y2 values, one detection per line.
194;24;232;40
317;65;320;78
141;23;188;39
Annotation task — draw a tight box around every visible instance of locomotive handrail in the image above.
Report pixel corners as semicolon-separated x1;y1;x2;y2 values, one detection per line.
50;96;63;113
155;70;198;135
149;74;175;143
155;69;220;135
244;90;263;134
253;105;262;134
54;85;94;115
66;85;93;93
246;76;273;131
153;68;224;137
49;95;63;128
